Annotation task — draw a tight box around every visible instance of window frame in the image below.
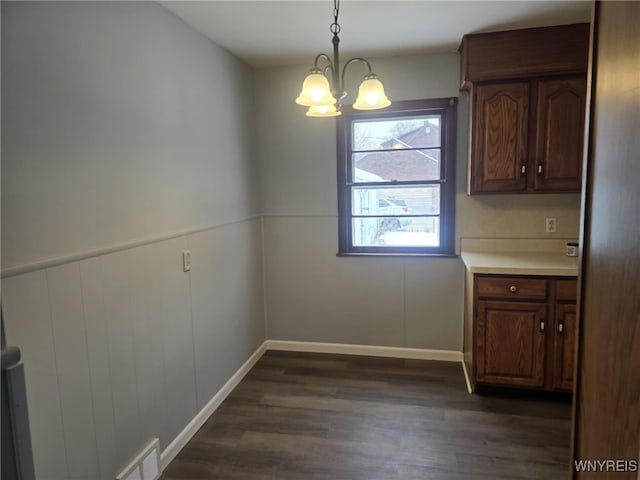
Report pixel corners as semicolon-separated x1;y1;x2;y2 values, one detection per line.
336;98;457;256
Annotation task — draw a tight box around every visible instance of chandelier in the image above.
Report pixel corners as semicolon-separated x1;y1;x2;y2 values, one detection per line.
295;0;391;117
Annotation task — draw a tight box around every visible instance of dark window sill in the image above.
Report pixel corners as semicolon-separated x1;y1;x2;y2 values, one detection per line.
336;252;459;259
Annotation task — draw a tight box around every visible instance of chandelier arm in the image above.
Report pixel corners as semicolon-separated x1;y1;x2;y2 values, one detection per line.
322;64;335;79
311;53;339;103
341;57;373;91
313;53;333;69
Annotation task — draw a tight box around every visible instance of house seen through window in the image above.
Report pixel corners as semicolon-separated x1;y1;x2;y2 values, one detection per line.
337;98;457;255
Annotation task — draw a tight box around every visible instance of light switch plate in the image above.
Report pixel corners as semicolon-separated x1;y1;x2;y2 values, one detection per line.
182;250;191;272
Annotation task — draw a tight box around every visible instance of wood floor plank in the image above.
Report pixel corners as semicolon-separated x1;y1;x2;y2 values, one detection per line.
161;351;571;479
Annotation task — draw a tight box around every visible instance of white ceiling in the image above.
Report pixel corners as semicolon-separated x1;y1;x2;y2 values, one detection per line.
161;1;591;68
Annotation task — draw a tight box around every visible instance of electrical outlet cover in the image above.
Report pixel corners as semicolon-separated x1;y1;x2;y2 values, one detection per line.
545;217;557;233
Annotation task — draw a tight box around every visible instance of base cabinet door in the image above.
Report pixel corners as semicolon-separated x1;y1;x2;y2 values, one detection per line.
476;300;546;388
552;303;577;391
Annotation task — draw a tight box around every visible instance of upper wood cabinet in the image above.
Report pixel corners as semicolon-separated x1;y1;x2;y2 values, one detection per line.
534;77;587;192
470;76;587;193
460;24;590;195
472;81;530;193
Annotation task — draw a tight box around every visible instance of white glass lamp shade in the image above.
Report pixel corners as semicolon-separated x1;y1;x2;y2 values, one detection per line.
296;71;337;107
352;74;391;110
306;104;342;117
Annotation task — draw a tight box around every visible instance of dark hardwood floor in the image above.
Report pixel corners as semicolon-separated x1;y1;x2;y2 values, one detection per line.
161;351;571;480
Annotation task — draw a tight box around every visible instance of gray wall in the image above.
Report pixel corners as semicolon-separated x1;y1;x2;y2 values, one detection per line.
1;2;264;480
2;1;260;268
256;54;581;351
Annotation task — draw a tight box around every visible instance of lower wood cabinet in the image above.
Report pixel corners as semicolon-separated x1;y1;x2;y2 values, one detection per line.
476;300;546;388
464;274;577;392
552;303;576;390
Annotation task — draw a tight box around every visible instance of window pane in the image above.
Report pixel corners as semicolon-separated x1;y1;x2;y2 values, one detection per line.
353;149;441;182
351;186;440;216
352;217;440;247
337;97;456;255
352;116;441;151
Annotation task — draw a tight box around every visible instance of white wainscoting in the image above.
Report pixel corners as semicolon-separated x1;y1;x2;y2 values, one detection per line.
2;218;265;480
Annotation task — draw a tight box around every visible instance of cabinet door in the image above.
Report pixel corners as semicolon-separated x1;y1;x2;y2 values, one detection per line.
533;77;587;192
552;303;577;391
476;300;546;387
471;82;530;193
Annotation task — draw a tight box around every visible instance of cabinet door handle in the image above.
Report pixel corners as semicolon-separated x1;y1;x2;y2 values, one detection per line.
521;164;527;174
537;164;543;175
558;323;564;334
509;285;517;293
540;321;545;332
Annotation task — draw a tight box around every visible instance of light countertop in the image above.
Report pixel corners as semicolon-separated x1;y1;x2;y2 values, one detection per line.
460;238;580;276
460;251;579;276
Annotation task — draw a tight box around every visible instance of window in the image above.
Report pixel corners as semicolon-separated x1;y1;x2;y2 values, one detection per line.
337;98;457;255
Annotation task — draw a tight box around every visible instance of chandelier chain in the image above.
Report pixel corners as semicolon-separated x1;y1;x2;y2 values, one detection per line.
330;0;341;35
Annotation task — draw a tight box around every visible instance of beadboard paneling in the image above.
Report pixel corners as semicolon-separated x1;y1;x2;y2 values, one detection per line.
2;220;264;480
2;271;70;480
100;248;146;465
46;264;100;478
145;237;197;445
78;257;119;480
189;220;265;410
263;216;407;347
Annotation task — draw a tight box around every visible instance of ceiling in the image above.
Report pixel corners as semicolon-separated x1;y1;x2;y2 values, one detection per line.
161;1;591;68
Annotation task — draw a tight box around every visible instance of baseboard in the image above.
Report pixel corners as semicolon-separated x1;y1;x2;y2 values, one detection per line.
265;340;463;362
117;438;161;480
159;340;268;470
461;359;473;394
